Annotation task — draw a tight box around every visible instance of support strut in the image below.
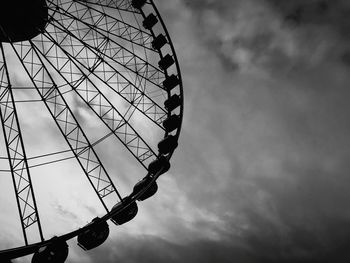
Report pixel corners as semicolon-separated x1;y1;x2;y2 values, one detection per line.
0;43;44;245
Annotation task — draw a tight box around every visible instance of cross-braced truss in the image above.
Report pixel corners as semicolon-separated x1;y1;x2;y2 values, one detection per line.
0;43;44;245
0;0;183;256
10;40;123;210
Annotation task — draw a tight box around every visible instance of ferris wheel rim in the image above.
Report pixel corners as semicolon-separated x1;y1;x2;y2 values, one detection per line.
0;0;184;260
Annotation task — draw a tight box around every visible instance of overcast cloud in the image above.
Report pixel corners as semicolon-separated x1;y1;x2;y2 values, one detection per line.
3;0;350;262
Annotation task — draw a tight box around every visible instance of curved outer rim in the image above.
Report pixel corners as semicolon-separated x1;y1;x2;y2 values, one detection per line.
0;0;184;260
147;0;184;149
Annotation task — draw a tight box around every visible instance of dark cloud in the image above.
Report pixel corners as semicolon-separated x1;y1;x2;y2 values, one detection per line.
243;163;350;262
265;0;350;66
266;0;350;31
161;1;350;262
181;0;350;72
82;234;257;263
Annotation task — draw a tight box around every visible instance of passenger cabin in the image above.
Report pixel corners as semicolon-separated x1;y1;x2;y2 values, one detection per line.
131;0;147;9
111;198;138;225
164;94;181;112
143;14;158;30
148;156;170;175
133;176;158;201
77;218;109;251
163;75;180;91
163;115;180;133
31;237;68;263
152;34;167;50
158;135;178;155
159;54;175;71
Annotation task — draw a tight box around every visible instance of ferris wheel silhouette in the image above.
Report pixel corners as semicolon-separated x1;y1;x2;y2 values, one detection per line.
0;0;183;261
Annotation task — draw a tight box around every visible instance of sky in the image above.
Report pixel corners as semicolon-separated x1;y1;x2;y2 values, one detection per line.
2;0;350;262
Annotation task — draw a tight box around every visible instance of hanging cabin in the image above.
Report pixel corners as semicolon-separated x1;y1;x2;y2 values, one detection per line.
158;54;174;71
163;115;181;133
163;75;180;91
143;14;158;30
77;218;109;251
152;34;167;50
158;135;178;155
31;237;68;263
131;0;147;9
111;197;138;225
148;156;170;175
164;94;181;112
133;176;158;201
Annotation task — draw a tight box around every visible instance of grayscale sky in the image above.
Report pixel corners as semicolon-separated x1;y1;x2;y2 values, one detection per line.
3;0;350;262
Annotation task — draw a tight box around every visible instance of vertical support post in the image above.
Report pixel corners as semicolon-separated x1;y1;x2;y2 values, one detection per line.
0;43;44;245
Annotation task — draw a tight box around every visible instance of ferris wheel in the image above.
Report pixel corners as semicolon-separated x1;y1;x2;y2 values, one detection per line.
0;0;183;261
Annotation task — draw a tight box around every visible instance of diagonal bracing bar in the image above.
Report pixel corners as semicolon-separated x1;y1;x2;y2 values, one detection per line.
70;0;154;51
31;34;157;169
46;14;168;127
48;0;166;88
0;43;44;245
73;0;142;15
10;40;122;212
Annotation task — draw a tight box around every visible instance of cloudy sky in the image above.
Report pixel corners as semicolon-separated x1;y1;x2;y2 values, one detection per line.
3;0;350;262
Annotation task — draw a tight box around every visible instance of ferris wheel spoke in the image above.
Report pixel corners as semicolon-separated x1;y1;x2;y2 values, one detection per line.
47;2;166;89
31;35;158;169
73;0;142;15
10;40;123;211
75;0;155;52
47;0;152;52
0;43;44;245
47;14;165;100
78;1;157;53
42;20;168;127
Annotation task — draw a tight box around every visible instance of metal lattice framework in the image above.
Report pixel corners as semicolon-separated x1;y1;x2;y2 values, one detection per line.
0;0;183;261
0;43;44;246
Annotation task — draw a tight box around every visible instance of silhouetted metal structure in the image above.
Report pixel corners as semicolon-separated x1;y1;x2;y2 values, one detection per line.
0;0;183;261
77;218;109;250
